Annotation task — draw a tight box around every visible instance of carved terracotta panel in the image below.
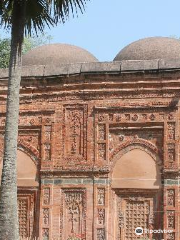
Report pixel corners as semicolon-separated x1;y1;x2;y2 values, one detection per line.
97;188;105;206
18;192;35;239
167;189;175;207
43;188;50;205
60;189;86;240
115;192;160;240
63;105;87;161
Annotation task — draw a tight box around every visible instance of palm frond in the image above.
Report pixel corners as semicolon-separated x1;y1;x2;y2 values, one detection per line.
0;0;14;29
0;0;90;35
48;0;89;24
25;0;54;36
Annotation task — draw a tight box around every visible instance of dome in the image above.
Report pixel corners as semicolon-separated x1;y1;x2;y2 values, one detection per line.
22;44;98;66
114;37;180;61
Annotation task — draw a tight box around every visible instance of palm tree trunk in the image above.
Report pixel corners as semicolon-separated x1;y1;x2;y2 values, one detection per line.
0;1;26;240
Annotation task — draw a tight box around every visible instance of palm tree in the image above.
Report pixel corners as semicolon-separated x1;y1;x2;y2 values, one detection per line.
0;1;89;239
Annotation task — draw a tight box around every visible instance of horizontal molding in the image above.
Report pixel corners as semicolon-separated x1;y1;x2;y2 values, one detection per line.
1;59;180;80
164;179;180;185
41;178;180;186
41;178;111;185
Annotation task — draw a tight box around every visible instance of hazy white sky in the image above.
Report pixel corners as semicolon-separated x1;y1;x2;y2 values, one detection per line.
1;0;180;61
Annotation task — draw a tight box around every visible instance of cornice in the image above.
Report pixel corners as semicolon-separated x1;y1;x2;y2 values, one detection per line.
1;59;180;81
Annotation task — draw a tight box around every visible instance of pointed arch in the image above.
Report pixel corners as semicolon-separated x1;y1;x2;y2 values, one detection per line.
18;139;39;165
110;140;162;189
0;149;39;187
110;138;162;168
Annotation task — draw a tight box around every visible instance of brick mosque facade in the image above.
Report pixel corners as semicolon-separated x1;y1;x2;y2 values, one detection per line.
0;37;180;240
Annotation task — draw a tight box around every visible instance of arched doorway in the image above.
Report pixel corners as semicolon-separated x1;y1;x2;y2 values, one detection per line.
111;148;162;240
0;150;39;239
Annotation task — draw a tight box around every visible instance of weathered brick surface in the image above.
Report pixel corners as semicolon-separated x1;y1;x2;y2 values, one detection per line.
0;62;180;239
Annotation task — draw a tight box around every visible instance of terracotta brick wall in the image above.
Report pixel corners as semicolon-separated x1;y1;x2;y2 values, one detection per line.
0;69;180;239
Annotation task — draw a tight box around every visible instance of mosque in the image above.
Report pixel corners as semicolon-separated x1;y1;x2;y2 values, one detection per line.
0;37;180;240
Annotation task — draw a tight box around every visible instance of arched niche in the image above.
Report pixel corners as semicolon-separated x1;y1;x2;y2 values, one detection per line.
112;148;161;189
0;150;38;187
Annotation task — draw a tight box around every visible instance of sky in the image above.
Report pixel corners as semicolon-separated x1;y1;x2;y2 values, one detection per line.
1;0;180;61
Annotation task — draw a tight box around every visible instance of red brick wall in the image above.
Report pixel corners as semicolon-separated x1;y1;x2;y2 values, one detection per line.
0;71;180;239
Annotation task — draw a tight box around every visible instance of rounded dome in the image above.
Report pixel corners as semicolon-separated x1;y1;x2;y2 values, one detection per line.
114;37;180;61
22;43;98;66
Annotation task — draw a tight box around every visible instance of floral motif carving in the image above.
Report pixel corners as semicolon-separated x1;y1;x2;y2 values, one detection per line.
131;114;138;121
142;114;148;120
18;137;39;160
125;114;130;121
148;212;154;225
167;190;175;207
97;209;105;225
109;127;163;164
97;228;105;240
118;211;124;228
97;189;105;206
64;105;87;160
168;148;175;163
109;133;114;153
30;119;35;125
149;114;155;121
97;111;173;123
43;188;50;205
44;125;52;142
167;211;175;228
128;196;145;201
98;143;106;161
42;228;49;240
109;113;114;121
44;143;51;161
119;135;124;142
168;113;174;121
167;232;175;240
98;114;106;122
19;133;39;148
61;189;86;240
98;124;106;141
43;208;50;225
167;122;175;140
115;114;121;122
43;125;52;161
